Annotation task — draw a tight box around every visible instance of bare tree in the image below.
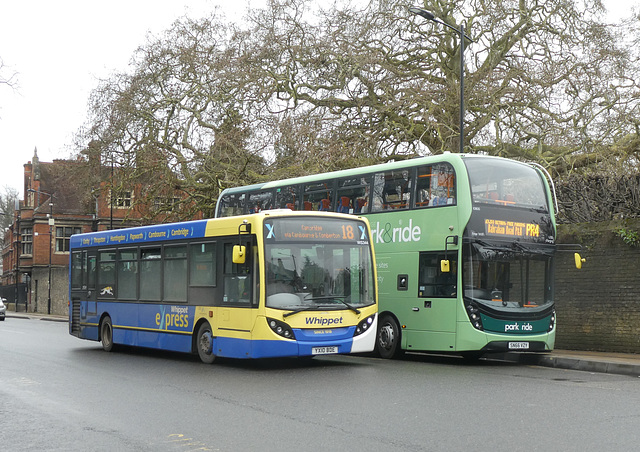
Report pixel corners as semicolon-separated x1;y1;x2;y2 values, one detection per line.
82;14;266;219
244;0;640;174
0;186;19;249
0;57;18;88
0;57;19;117
78;0;640;221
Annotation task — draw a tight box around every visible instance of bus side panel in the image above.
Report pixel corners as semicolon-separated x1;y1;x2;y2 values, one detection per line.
405;331;456;352
125;330;193;354
98;302;195;353
370;208;461;352
212;336;255;359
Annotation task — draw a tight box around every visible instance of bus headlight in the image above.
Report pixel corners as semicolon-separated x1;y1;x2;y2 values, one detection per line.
354;315;375;337
267;318;296;340
548;311;556;332
466;304;484;331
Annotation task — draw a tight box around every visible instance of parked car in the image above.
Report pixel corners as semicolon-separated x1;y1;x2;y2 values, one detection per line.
0;297;6;320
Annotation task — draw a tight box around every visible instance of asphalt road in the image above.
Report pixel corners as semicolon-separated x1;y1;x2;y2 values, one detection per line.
1;318;639;451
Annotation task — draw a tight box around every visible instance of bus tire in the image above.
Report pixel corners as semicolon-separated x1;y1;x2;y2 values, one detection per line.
100;316;114;352
376;314;403;359
196;322;216;364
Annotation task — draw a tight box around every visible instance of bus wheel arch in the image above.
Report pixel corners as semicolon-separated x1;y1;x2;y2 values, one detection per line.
99;314;115;352
376;312;404;359
194;320;216;364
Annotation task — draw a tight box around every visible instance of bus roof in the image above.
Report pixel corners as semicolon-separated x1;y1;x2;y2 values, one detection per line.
219;153;524;195
70;210;368;249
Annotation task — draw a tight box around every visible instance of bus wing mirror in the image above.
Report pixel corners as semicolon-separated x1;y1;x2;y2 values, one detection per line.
233;245;246;264
440;259;450;273
574;253;585;270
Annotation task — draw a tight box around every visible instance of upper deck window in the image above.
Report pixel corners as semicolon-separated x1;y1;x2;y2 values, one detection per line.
372;170;411;212
248;190;274;213
465;158;548;212
218;192;245;217
337;177;371;214
275;186;298;210
415;163;456;208
303;182;333;212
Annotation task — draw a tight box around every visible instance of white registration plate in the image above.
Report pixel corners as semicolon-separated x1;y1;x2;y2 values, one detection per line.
312;346;338;355
508;341;530;350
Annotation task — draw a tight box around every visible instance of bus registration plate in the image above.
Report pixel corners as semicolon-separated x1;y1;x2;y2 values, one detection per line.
508;341;530;350
312;346;338;355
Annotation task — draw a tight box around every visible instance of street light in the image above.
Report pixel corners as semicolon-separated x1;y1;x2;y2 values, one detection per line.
409;6;474;153
28;188;56;314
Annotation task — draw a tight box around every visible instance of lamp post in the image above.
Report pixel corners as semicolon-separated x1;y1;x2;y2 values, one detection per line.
409;6;474;153
27;188;55;314
48;202;54;315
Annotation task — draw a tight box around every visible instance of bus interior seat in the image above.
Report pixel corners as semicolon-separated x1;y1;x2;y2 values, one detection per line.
338;196;351;213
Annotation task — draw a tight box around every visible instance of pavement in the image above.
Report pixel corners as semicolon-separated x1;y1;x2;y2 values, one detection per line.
5;311;640;378
492;349;640;378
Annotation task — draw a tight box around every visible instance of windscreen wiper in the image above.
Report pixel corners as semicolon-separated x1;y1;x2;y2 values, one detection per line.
282;306;322;318
307;295;361;315
512;241;553;256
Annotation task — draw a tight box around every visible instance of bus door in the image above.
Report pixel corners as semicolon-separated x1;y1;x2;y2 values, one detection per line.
215;240;257;356
405;252;458;351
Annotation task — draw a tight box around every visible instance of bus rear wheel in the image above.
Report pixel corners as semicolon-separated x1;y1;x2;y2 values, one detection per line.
196;322;216;364
377;315;403;359
100;316;114;352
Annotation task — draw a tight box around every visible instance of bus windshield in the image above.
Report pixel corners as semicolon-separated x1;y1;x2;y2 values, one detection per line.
264;242;375;312
465;158;549;211
462;241;554;312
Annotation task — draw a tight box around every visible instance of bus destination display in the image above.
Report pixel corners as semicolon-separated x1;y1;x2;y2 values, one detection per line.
485;219;540;238
265;218;369;244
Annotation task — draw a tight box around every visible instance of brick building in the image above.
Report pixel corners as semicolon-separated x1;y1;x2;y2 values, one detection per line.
1;148;151;315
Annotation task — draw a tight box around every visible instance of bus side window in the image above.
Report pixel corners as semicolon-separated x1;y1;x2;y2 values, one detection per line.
416;163;456;208
418;252;457;298
219;192;246;217
71;251;85;290
337;176;371;214
275;185;298;210
164;245;187;302
140;247;162;301
303;181;333;212
248;190;273;213
98;250;117;299
372;170;411;212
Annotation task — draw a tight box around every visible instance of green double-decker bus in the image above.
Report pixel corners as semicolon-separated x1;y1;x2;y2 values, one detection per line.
216;153;560;359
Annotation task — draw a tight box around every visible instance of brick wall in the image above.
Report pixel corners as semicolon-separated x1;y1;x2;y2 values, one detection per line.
555;220;640;353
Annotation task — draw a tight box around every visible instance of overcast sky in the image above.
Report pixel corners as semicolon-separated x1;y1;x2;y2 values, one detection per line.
0;0;636;195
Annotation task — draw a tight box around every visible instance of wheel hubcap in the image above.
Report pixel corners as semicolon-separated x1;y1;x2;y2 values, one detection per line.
200;331;212;355
379;324;395;350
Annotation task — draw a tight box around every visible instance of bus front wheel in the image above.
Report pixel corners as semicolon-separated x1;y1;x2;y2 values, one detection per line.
196;322;216;364
377;315;403;359
100;316;114;352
